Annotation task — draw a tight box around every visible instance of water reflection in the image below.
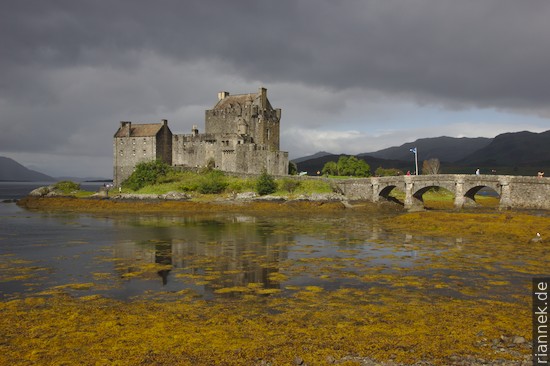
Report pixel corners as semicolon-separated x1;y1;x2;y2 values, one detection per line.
0;203;541;303
111;215;291;297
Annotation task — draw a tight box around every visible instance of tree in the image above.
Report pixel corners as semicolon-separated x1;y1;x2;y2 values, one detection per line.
375;167;402;177
122;160;172;191
422;158;441;175
321;161;338;176
256;170;277;196
337;155;370;177
288;161;298;175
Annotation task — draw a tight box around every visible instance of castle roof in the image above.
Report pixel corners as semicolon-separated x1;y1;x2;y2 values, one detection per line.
212;88;273;111
114;122;166;138
214;94;256;110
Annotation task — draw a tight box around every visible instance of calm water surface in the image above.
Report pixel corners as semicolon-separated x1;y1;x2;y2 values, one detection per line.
0;184;543;302
0;181;104;200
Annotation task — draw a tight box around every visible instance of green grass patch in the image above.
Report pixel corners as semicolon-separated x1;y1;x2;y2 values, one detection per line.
125;170;334;197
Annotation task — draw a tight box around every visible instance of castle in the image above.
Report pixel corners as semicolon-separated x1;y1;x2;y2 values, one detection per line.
113;87;289;186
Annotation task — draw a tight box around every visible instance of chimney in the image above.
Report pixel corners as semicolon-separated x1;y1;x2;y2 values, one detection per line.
192;125;199;136
161;119;168;126
120;121;131;137
259;87;267;108
218;91;230;100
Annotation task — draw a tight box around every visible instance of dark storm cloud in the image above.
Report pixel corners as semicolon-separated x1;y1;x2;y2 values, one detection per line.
2;0;549;108
1;0;549;175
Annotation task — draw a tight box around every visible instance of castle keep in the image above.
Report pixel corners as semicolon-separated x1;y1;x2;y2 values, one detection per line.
113;88;289;186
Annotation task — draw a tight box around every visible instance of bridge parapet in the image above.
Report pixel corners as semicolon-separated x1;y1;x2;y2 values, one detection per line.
331;174;550;210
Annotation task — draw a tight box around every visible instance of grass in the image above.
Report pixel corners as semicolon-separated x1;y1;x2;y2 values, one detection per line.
127;171;334;197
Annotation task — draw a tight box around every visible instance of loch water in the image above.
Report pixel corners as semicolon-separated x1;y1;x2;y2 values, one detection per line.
0;183;544;303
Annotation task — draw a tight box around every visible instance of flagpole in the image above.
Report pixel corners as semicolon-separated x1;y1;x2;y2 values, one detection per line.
415;149;418;175
410;147;418;175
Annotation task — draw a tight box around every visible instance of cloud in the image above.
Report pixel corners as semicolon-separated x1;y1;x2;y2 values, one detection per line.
1;0;549;176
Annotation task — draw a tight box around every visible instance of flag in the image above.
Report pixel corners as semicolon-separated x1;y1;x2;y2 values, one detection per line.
410;147;417;154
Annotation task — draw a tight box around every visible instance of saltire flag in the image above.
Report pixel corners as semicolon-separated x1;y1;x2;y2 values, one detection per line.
410;147;417;154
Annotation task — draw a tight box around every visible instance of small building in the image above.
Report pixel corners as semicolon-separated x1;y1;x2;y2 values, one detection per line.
113;120;172;186
113;87;289;186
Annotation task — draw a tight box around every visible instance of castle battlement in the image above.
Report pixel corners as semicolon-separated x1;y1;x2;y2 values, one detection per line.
113;88;289;186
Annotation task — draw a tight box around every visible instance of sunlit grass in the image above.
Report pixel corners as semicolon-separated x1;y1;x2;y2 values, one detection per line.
125;170;334;196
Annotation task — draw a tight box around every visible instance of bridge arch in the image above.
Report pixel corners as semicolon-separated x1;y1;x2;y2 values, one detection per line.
378;185;405;205
332;174;549;210
379;185;398;199
462;185;501;207
408;185;456;210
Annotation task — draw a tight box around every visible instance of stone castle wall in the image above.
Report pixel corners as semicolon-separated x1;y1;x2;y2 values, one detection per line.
113;122;173;186
114;88;289;186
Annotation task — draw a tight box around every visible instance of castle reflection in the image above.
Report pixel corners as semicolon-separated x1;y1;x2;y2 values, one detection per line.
111;215;292;295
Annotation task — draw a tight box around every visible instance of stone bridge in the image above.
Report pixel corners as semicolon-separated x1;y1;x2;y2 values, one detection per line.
333;174;550;211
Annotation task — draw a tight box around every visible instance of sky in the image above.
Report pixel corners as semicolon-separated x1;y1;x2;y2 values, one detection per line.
1;0;549;178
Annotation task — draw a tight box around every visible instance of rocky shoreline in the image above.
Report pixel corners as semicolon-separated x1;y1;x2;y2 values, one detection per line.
13;184;367;214
28;183;349;202
16;191;363;216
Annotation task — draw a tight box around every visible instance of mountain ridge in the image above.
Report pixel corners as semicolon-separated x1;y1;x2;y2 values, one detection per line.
364;136;492;163
294;130;550;175
0;156;55;182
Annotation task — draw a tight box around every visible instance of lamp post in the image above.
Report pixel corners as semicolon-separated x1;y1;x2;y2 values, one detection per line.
410;147;418;175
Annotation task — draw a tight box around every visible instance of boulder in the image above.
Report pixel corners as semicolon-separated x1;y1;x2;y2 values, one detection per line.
29;186;51;197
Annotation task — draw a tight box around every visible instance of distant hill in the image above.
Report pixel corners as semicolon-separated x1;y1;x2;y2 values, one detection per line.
0;156;55;181
295;153;412;175
457;130;550;167
291;151;334;164
56;176;112;183
294;130;550;176
367;136;492;163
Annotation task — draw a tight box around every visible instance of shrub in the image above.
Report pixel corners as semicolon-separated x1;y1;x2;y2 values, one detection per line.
375;167;402;177
178;181;200;192
288;162;298;175
227;177;256;193
53;180;80;193
122;160;172;191
321;161;338;176
198;170;228;194
256;171;277;196
280;178;301;193
156;169;184;184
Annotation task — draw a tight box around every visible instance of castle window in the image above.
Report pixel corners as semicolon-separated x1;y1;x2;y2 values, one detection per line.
266;129;270;140
143;149;147;155
132;139;136;145
119;150;123;156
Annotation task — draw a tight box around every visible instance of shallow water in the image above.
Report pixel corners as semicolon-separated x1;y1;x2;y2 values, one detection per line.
0;198;543;303
0;181;104;200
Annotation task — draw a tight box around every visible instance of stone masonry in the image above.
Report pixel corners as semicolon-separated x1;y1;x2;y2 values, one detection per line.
113;88;289;186
334;174;550;210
